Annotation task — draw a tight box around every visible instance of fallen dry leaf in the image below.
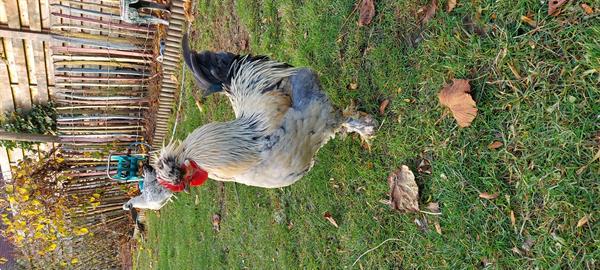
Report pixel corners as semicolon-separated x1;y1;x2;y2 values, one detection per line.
417;158;432;175
580;3;594;15
548;0;568;15
422;0;438;24
479;192;499;200
348;82;358;90
379;99;390;115
212;214;221;232
488;141;503;150
170;74;178;83
414;217;429;232
521;237;534;252
438;79;478;127
434;221;442;235
388;165;419;212
447;0;457;12
324;212;339;228
425;202;440;214
520;15;537;27
358;0;376;26
510;210;516;227
576;215;589;228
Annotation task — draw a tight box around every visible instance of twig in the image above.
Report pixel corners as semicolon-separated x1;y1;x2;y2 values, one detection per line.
351;238;406;267
419;210;442;216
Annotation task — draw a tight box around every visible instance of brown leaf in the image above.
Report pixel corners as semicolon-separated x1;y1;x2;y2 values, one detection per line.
324;212;339;228
417;159;432;175
520;15;537;27
425;202;440;214
580;3;594;15
358;0;375;26
212;214;221;232
488;141;503;150
438;79;478;127
510;210;516;227
521;237;534;252
422;0;438;24
548;0;568;16
388;165;419;212
479;192;499;200
576;215;589;228
447;0;457;12
347;82;358;90
434;221;442;235
379;99;390;115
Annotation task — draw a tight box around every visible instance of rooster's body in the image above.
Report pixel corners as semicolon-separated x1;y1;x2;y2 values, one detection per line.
155;35;374;189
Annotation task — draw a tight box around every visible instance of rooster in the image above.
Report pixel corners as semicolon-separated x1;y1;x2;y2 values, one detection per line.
155;34;375;190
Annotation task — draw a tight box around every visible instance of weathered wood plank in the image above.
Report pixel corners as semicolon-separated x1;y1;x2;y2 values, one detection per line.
8;148;24;164
0;0;7;24
6;39;33;110
5;0;20;29
17;0;30;27
27;0;42;30
0;39;14;112
44;42;54;86
40;0;50;29
0;147;12;179
0;28;53;41
32;41;49;103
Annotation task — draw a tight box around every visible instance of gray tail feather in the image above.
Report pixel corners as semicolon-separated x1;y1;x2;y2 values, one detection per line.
182;34;238;96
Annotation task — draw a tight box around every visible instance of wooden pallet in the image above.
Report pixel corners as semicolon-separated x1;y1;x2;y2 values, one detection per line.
150;0;187;149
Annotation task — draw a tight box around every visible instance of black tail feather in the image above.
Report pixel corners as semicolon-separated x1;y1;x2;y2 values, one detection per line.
182;34;237;96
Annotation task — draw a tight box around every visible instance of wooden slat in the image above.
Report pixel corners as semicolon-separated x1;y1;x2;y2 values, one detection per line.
0;28;53;41
45;42;54;86
8;148;24;164
32;41;49;103
18;0;30;27
0;39;14;112
6;39;33;110
0;0;7;24
0;147;12;179
40;0;50;29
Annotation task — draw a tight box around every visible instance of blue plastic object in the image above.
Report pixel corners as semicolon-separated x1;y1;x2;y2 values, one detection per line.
107;142;151;190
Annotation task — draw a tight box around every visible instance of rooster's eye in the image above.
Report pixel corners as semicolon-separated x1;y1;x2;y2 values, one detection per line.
159;163;164;169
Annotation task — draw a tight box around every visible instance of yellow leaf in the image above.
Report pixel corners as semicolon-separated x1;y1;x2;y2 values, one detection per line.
31;199;41;206
71;258;79;264
60;261;67;267
46;243;57;251
89;197;96;203
92;193;101;199
0;256;8;264
20;194;29;202
5;185;14;193
75;227;89;236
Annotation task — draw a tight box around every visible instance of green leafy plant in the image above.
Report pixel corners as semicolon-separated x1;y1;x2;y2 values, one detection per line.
0;102;57;151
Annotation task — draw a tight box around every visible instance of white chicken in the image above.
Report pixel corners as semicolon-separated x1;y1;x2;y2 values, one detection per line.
123;164;173;210
154;34;375;190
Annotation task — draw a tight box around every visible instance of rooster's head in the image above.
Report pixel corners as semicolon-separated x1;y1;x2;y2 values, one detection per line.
155;141;209;192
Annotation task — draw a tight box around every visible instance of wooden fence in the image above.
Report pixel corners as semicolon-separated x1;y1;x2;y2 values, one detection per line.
0;0;55;178
0;0;188;267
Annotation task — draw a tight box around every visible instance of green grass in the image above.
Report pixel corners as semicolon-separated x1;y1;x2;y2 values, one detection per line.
135;0;599;268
